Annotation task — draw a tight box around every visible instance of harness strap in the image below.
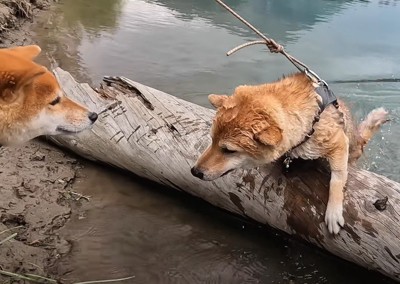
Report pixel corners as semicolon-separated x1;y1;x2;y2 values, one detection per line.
315;83;339;112
283;82;339;171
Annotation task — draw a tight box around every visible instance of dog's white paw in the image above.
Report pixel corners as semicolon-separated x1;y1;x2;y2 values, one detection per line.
325;203;344;234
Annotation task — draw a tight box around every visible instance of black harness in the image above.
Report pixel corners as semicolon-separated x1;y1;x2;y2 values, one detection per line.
316;83;339;111
283;82;339;170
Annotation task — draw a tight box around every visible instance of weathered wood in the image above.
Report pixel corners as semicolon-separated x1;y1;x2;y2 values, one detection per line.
50;68;400;281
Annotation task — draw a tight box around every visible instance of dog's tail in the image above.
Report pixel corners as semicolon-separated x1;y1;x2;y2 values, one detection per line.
350;107;389;163
358;107;389;143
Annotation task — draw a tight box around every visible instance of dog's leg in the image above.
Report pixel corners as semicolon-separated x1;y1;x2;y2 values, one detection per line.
325;133;349;234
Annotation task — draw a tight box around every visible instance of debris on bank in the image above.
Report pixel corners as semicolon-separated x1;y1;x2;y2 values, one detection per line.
0;0;53;34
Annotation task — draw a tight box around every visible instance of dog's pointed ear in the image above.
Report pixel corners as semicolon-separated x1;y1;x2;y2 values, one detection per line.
6;45;42;60
0;65;47;103
16;66;47;89
208;94;229;108
253;123;283;146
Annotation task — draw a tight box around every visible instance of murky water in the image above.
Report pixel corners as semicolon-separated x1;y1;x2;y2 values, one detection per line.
32;0;399;283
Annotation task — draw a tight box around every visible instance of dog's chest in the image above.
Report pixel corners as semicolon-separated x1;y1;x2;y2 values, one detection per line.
288;140;323;160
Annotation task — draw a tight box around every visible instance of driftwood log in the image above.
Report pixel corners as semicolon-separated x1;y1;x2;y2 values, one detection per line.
50;68;400;281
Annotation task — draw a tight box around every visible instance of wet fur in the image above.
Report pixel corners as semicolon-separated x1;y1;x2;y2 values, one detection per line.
0;45;97;145
192;73;388;234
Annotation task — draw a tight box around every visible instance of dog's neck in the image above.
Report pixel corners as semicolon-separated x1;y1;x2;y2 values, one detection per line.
279;83;339;170
274;75;336;147
278;94;321;152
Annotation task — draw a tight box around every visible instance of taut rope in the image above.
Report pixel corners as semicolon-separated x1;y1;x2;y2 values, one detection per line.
215;0;326;85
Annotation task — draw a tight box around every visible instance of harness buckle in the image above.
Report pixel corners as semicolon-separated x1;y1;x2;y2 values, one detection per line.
283;156;292;172
305;68;328;87
333;100;340;109
306;128;315;138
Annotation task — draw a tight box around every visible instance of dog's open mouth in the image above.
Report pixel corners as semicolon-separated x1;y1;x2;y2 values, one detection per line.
221;169;234;177
56;126;83;134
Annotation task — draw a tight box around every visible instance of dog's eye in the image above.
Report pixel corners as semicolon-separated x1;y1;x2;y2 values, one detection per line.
49;97;60;106
221;146;237;154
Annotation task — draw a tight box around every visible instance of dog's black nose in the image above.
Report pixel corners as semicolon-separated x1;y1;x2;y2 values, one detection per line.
88;112;98;122
191;167;204;179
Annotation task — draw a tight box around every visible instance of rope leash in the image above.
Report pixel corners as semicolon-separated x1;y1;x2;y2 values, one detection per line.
215;0;327;86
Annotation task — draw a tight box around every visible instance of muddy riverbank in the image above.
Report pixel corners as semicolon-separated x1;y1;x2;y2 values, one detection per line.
0;142;81;281
0;0;53;42
0;1;80;282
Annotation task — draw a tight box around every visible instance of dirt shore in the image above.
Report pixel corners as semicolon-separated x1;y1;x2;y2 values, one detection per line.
0;142;83;282
0;1;86;283
0;0;54;44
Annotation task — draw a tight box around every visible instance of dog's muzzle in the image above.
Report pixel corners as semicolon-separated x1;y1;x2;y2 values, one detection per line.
191;167;204;179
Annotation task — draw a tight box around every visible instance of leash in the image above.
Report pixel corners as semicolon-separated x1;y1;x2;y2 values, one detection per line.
214;0;340;171
215;0;327;86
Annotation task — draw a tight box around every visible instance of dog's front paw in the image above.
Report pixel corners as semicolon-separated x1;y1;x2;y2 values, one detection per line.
325;202;344;234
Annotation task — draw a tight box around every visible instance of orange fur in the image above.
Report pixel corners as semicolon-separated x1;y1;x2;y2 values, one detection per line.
192;73;388;234
0;45;98;145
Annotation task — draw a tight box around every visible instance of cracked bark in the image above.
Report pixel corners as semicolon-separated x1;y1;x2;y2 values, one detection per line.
50;68;400;281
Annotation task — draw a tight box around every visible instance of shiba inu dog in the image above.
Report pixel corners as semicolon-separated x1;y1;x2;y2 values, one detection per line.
0;45;98;146
191;73;388;234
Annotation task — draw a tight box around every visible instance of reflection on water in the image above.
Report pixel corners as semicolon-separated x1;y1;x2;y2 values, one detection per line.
150;0;353;42
32;0;399;283
56;164;393;284
34;0;125;83
62;0;124;33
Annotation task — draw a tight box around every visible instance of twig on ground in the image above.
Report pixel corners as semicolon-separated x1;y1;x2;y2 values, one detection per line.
0;270;135;284
69;190;91;201
0;225;23;236
0;270;53;283
25;273;58;283
0;233;17;245
28;262;45;274
73;276;136;284
56;189;91;201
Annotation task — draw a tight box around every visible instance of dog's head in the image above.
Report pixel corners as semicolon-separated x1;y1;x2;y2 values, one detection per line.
191;86;284;181
0;45;98;145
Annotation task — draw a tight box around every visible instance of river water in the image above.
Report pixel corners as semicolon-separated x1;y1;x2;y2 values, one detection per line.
32;0;399;283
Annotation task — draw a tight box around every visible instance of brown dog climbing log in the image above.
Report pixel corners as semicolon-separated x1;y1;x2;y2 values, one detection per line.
50;68;400;281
